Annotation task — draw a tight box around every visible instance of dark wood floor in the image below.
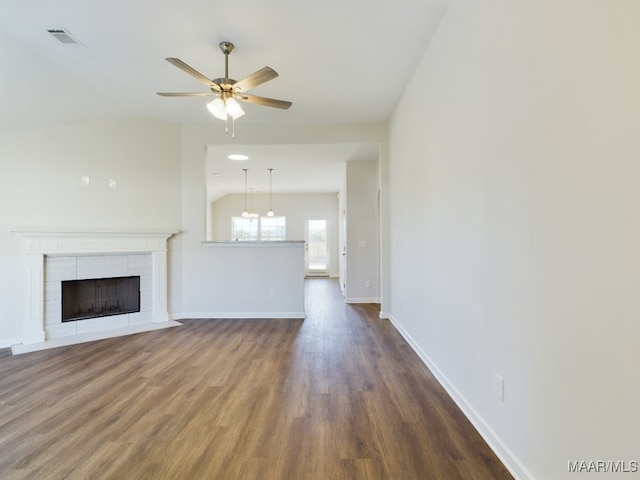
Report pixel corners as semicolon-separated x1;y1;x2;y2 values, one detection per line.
0;278;512;480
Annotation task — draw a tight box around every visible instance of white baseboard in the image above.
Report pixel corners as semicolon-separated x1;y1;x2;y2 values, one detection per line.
387;314;535;480
10;321;182;355
172;312;306;320
0;337;22;349
344;297;380;304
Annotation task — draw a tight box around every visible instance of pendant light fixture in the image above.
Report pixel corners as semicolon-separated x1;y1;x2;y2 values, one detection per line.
241;168;258;220
241;168;249;218
267;168;275;217
248;188;259;220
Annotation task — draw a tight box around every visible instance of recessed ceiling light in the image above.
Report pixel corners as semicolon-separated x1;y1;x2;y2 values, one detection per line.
228;154;249;161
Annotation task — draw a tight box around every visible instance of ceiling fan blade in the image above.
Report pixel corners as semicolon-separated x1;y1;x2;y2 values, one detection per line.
238;94;292;109
156;92;215;97
233;67;279;92
165;58;221;91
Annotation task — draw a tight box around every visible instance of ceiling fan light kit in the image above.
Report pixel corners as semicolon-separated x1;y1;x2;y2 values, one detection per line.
207;97;244;120
157;41;292;138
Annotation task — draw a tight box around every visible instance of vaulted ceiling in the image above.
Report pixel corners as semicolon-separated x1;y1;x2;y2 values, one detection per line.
0;0;450;193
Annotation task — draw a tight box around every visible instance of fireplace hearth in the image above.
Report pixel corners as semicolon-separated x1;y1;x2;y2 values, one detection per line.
62;276;141;322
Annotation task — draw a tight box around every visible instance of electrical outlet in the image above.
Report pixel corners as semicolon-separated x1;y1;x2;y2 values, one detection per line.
268;289;275;298
494;373;504;401
365;280;371;288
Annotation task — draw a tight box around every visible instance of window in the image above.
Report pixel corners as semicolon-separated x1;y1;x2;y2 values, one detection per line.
260;216;286;241
232;216;286;241
232;217;259;241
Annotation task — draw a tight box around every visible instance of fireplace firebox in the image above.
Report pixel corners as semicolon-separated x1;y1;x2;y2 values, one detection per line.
62;276;141;322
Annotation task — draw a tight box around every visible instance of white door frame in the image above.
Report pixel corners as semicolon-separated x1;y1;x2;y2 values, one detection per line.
304;215;330;277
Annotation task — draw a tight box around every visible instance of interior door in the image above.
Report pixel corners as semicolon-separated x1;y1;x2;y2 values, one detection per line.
304;215;329;277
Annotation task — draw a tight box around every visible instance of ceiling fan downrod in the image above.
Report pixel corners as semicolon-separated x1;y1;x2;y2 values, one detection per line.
219;41;234;83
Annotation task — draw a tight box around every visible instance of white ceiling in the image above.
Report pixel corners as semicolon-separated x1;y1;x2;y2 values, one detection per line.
206;142;380;201
0;0;450;195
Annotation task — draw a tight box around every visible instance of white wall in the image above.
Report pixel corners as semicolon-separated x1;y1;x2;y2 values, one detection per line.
210;192;340;276
0;119;385;346
0;118;182;346
178;122;386;320
388;1;640;479
338;169;348;293
174;242;305;318
345;160;380;302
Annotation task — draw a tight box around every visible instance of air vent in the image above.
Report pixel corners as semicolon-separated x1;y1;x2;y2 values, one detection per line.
47;28;85;48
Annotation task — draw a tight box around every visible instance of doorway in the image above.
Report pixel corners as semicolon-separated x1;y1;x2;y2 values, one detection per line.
304;215;329;277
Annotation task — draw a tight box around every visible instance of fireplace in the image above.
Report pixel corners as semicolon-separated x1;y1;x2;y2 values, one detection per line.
11;228;179;353
62;276;141;322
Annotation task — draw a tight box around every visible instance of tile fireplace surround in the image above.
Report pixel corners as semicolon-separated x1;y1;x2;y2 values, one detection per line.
11;228;179;354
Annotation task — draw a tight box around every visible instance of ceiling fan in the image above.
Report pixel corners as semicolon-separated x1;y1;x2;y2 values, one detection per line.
157;41;292;135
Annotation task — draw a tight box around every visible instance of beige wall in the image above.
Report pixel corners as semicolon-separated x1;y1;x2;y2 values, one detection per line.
210;192;340;276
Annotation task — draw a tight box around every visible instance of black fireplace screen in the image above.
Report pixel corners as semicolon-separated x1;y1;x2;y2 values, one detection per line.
61;276;140;322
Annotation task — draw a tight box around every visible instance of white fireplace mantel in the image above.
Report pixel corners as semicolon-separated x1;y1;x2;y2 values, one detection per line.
11;228;179;353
